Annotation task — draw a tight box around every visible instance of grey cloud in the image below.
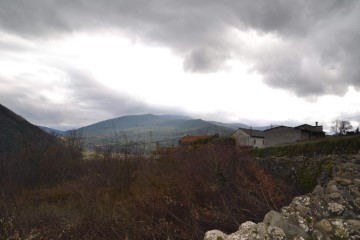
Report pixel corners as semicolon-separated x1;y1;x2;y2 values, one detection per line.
0;1;72;36
65;70;160;117
240;1;360;97
0;75;69;128
253;46;342;97
183;48;229;73
0;70;183;130
338;112;360;124
0;0;360;96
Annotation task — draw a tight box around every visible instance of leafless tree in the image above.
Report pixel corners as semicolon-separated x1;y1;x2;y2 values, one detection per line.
331;120;353;136
65;130;84;154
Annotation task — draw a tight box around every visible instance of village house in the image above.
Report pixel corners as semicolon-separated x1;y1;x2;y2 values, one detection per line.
264;126;302;147
264;122;325;147
295;122;325;138
232;122;325;148
231;128;265;148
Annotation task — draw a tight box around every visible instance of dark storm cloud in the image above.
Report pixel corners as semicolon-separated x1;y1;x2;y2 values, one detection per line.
0;71;180;130
183;48;230;73
0;74;68;128
64;70;166;117
0;0;360;97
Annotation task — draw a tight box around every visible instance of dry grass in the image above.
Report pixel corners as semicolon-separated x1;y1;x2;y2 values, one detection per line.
1;144;297;239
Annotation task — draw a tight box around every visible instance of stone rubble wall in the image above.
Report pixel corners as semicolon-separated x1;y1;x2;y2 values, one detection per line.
204;155;360;240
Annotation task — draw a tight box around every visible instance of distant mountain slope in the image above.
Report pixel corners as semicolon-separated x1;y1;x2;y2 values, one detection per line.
68;114;233;147
209;121;276;131
73;114;192;137
0;104;83;191
209;121;250;130
39;126;65;136
0;104;52;154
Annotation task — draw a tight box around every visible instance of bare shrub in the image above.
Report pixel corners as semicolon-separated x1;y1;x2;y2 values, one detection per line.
88;140;142;193
119;143;295;239
1;141;295;240
0;133;83;196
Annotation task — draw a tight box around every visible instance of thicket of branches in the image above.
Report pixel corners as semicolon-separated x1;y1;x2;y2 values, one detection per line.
1;138;297;239
0;131;83;195
118;145;295;239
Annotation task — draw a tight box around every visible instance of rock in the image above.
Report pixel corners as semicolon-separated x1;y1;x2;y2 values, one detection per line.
204;230;228;240
354;179;360;186
266;226;286;240
342;210;357;218
227;221;257;240
315;219;332;233
204;159;360;240
294;204;310;216
335;177;353;185
349;185;360;197
233;223;253;239
353;198;360;210
312;185;324;194
238;221;256;232
292;196;311;207
325;184;339;193
346;219;360;231
326;192;342;200
312;229;331;240
331;219;349;238
263;211;309;238
254;223;267;239
327;202;345;214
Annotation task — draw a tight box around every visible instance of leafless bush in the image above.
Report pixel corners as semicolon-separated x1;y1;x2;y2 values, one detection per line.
1;140;295;240
89;134;143;192
0;133;83;195
120;143;295;239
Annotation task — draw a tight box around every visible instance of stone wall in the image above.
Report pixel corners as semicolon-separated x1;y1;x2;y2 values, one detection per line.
256;155;340;192
204;155;360;239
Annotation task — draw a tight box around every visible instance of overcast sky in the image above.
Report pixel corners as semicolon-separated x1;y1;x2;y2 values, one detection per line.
1;0;360;131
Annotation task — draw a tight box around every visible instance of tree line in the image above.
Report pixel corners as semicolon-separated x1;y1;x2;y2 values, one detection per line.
331;119;359;136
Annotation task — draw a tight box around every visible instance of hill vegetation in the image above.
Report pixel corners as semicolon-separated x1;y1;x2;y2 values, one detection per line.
0;104;82;195
0;104;51;154
67;114;234;149
0;104;299;239
3;104;360;239
1;144;297;239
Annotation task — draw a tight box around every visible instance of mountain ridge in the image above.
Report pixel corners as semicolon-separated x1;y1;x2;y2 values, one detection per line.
67;114;235;147
40;114;272;135
37;113;275;148
0;104;53;154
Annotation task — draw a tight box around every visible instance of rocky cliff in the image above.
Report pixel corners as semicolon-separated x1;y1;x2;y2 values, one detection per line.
204;155;360;239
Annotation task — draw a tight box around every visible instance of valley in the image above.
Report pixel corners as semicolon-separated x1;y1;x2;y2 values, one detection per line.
1;104;360;239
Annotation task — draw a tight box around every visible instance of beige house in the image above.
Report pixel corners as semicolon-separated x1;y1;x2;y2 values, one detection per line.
231;128;265;148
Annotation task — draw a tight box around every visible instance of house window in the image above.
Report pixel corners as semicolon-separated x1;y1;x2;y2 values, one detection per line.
254;139;256;145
